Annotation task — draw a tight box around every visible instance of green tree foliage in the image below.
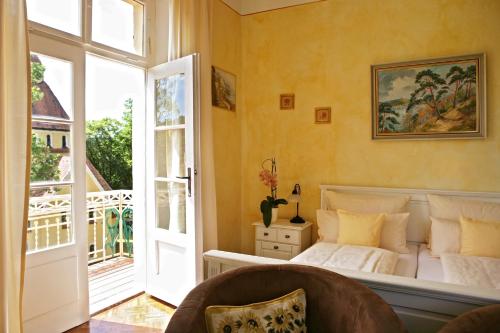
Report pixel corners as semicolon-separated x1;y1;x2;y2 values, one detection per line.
86;99;133;190
378;102;400;132
406;69;449;119
401;64;477;132
31;134;60;181
446;65;465;108
463;65;476;99
31;61;45;103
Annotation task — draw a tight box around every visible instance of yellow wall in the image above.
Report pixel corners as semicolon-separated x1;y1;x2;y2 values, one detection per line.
212;0;242;252
211;0;500;253
32;129;68;149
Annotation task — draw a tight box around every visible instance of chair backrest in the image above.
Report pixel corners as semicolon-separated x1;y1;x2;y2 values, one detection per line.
165;264;405;333
438;304;500;333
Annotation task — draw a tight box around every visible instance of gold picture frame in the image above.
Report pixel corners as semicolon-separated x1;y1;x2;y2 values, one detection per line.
371;54;486;140
315;107;331;124
280;94;295;110
212;66;236;111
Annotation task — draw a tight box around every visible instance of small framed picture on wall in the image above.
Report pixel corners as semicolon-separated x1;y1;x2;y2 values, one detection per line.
315;107;331;124
280;94;295;110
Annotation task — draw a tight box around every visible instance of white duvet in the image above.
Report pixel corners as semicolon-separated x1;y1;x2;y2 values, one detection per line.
441;253;500;289
290;242;399;275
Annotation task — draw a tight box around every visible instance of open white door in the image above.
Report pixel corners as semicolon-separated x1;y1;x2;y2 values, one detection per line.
23;34;88;333
145;54;203;306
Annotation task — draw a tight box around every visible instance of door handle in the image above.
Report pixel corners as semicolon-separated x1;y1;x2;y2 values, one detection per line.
176;167;192;197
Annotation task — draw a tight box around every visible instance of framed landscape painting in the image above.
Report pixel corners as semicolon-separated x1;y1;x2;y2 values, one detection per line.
211;66;236;111
371;54;485;140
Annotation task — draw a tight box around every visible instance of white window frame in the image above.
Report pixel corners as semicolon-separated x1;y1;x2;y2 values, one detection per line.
27;0;152;288
28;0;151;67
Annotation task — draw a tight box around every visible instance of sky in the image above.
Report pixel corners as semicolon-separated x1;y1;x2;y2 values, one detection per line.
378;61;475;103
86;54;145;121
35;53;73;118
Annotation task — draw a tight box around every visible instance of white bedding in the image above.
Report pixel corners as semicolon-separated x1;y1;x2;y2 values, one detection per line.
441;253;500;289
393;243;418;278
417;244;444;282
290;242;399;275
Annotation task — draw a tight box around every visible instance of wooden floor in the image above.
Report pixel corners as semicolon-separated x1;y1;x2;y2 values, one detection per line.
89;257;141;314
67;294;175;333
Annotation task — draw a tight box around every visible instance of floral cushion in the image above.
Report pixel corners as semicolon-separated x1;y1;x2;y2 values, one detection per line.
205;288;307;333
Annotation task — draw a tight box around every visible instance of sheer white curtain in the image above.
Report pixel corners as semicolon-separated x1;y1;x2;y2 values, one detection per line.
167;0;218;249
0;0;31;331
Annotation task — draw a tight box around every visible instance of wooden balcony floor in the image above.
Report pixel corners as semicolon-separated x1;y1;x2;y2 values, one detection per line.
89;257;141;314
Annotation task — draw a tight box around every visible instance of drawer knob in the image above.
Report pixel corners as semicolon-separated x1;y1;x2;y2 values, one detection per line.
285;235;290;239
273;245;279;250
264;232;269;236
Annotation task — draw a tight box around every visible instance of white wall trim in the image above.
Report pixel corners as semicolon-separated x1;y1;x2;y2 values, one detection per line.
222;0;322;15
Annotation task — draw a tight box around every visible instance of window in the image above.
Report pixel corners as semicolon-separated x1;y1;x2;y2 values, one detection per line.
26;0;82;36
28;52;75;252
27;0;147;257
92;0;144;55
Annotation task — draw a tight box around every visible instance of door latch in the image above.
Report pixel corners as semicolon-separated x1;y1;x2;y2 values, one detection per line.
176;167;192;197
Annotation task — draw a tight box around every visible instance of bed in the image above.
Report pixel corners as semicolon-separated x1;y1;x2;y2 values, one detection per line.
290;241;418;278
418;243;500;289
203;185;500;332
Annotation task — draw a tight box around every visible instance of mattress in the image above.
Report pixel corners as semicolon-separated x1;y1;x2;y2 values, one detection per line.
290;241;418;278
417;243;444;282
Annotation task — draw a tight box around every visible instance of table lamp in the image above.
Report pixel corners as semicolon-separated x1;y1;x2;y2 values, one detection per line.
288;184;305;224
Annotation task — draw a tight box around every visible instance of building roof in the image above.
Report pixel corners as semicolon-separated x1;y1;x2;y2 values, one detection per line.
32;121;70;132
31;54;70;121
58;157;112;191
86;159;112;191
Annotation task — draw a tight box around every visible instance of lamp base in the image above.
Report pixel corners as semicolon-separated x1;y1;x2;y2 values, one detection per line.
290;215;305;224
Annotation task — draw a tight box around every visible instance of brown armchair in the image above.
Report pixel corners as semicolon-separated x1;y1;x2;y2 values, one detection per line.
438;304;500;333
165;264;406;333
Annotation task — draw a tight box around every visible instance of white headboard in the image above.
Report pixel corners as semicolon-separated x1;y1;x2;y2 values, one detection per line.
320;185;500;243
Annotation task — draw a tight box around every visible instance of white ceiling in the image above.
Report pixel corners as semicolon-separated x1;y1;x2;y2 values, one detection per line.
222;0;323;15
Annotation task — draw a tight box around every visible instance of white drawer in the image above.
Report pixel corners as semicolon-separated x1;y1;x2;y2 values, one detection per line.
261;249;291;260
277;229;300;245
256;226;277;241
261;241;292;253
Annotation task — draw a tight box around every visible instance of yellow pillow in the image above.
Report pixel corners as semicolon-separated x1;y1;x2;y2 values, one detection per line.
460;216;500;258
337;209;385;247
205;289;306;333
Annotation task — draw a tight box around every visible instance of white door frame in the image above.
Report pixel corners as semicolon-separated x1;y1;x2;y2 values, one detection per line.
144;54;203;306
24;34;88;333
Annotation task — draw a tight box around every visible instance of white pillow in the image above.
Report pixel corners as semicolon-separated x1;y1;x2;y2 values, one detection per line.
381;212;410;254
429;216;461;257
316;209;410;253
325;191;410;213
427;194;500;221
316;209;339;242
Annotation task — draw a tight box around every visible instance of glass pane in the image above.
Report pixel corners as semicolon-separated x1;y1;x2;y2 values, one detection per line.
27;185;72;252
27;0;81;36
156;182;186;233
92;0;144;55
31;52;73;120
86;54;145;122
156;74;186;126
155;129;185;178
31;125;71;183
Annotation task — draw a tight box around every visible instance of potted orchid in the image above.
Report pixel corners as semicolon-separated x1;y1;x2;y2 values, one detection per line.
259;158;288;227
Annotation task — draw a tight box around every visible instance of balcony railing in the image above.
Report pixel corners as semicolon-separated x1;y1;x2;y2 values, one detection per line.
27;190;133;264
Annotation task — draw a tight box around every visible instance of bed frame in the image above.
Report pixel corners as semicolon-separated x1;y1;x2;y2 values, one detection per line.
203;185;500;333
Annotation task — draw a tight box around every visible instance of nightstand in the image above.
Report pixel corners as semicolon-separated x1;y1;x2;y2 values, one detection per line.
252;219;312;260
